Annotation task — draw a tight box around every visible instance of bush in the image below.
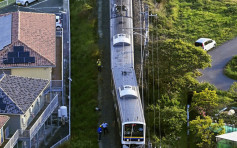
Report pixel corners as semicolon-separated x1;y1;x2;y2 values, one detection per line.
224;55;237;80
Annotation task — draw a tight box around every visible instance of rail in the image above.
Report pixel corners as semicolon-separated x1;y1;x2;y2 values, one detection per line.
51;80;63;91
4;129;19;148
50;135;70;148
0;0;15;8
19;94;58;140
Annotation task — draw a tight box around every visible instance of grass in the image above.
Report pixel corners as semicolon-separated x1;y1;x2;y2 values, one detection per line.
224;56;237;80
152;0;237;46
59;0;100;147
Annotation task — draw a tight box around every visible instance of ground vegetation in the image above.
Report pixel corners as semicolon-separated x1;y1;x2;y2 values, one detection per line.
224;56;237;80
60;0;100;147
145;0;237;147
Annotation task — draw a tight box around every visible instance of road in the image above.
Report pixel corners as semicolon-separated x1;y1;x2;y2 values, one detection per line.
197;37;237;90
0;0;63;13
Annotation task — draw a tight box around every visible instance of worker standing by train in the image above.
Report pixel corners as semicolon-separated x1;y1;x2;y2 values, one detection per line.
97;59;102;72
101;122;109;135
97;125;102;140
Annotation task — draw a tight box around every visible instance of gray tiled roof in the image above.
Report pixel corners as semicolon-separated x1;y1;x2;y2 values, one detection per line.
0;74;50;113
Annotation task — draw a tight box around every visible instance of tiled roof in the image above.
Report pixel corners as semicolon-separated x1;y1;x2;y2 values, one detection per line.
0;74;50;113
0;115;9;129
0;11;56;68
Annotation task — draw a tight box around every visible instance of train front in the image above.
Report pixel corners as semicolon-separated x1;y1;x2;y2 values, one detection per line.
122;122;146;147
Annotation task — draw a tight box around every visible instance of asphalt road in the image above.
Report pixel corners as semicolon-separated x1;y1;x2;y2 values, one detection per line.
0;0;63;14
197;37;237;90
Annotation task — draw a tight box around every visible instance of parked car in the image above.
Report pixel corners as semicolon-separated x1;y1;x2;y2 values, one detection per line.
195;38;216;51
16;0;38;6
56;16;62;29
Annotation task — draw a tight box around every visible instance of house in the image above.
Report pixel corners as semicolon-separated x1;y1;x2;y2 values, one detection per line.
0;115;9;146
0;74;59;148
0;74;50;134
0;11;56;80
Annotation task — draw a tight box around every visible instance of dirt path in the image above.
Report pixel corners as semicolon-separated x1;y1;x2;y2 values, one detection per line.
97;0;121;147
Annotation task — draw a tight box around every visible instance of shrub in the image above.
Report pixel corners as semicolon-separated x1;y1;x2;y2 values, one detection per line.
224;55;237;80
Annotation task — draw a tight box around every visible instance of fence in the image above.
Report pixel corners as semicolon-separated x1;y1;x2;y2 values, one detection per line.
0;0;15;8
4;130;19;148
51;80;63;92
50;135;70;148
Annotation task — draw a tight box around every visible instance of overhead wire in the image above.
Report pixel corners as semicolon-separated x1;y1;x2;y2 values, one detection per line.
155;16;161;148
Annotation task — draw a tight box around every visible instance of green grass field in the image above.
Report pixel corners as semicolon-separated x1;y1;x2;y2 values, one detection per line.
60;1;100;147
153;0;237;45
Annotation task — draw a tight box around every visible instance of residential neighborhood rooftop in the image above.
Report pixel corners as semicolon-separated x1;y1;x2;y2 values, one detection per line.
0;11;56;68
0;74;50;114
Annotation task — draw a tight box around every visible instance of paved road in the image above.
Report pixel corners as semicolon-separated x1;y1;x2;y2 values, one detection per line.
197;37;237;90
0;0;63;14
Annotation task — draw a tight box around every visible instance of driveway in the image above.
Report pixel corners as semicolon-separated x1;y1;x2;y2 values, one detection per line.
197;37;237;90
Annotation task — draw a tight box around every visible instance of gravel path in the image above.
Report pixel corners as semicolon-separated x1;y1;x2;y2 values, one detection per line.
197;37;237;90
97;0;121;147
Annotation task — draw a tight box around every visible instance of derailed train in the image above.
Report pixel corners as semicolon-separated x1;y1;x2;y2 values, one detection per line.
110;0;146;147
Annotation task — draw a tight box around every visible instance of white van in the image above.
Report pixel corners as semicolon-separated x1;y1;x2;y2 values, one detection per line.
195;38;216;51
16;0;38;6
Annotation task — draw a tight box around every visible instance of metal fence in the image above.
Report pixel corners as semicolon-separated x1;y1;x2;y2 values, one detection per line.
0;0;15;8
4;130;19;148
50;135;70;148
51;80;63;92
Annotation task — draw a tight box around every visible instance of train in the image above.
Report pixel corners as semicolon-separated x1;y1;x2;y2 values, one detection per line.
110;0;146;147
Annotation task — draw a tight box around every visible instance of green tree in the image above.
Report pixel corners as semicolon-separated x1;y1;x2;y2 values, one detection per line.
148;39;211;93
190;116;225;148
149;95;186;146
229;82;237;98
191;88;218;116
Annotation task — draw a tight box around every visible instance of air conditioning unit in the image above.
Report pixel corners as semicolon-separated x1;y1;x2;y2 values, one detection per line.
22;117;26;126
37;98;40;105
29;107;32;113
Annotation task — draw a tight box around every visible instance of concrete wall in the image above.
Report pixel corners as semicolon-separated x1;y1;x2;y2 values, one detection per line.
11;67;52;80
6;115;20;135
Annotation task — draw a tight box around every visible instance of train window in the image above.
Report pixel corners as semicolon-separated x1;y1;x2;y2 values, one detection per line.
124;124;143;137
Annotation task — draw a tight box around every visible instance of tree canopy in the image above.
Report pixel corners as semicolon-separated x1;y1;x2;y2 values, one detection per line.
149;95;186;146
149;39;211;93
191;88;218;116
190;116;225;148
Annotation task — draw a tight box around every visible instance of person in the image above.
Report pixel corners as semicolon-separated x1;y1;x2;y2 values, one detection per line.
97;126;102;140
97;59;102;72
101;122;108;135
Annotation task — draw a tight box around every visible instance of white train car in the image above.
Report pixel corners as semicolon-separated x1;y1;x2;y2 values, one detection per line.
110;0;146;147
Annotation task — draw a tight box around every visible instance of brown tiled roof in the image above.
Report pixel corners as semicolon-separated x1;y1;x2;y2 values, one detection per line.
0;11;56;68
0;74;50;113
0;115;9;129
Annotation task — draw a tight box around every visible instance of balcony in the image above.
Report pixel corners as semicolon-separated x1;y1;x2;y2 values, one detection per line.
19;94;59;140
51;80;63;92
3;130;19;148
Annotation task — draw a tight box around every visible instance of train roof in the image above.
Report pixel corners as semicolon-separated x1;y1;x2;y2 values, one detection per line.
110;0;145;124
112;68;145;123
